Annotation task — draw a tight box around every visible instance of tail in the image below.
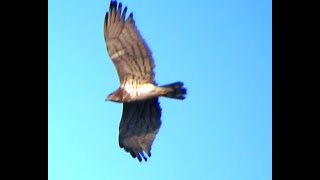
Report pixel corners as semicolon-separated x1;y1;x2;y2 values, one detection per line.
160;81;187;100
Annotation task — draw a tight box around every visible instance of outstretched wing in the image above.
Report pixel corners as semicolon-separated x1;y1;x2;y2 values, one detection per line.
119;98;162;162
104;1;155;84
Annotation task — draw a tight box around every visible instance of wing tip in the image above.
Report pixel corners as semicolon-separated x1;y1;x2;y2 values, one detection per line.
110;0;117;7
124;146;150;162
108;0;130;21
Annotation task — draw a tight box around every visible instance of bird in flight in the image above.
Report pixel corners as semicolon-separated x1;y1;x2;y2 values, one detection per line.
104;0;187;162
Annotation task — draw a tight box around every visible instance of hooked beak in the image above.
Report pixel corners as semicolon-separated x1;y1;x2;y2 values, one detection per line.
105;95;111;101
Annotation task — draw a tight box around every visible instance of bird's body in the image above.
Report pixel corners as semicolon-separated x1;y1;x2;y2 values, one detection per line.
104;0;187;162
108;82;184;102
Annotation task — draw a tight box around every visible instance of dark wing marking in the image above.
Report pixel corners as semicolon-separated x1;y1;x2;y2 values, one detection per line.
119;98;162;162
104;1;155;84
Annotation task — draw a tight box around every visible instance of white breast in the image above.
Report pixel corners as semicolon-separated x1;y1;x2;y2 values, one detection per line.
139;84;155;93
121;83;156;97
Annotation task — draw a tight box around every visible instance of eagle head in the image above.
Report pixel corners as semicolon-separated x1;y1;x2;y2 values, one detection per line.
106;89;123;102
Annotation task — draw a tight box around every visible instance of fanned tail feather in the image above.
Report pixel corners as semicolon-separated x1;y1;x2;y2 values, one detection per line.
161;82;187;100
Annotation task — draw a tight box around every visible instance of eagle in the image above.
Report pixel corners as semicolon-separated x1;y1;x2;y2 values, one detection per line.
104;0;187;162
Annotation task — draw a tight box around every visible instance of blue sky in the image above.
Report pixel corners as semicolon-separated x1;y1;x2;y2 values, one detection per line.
49;0;272;179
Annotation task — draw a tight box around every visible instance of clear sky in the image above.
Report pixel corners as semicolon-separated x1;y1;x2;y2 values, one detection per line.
49;0;272;179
